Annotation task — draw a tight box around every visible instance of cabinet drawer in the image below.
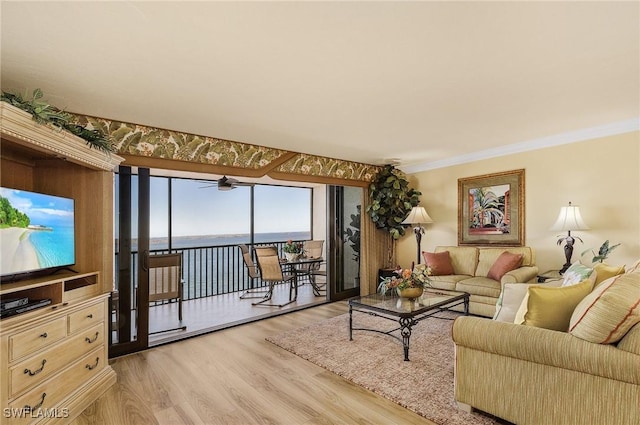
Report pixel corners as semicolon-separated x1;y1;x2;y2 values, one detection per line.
9;317;67;361
68;303;104;334
9;323;104;398
7;348;105;425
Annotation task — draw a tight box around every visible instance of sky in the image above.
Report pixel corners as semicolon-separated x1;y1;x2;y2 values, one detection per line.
0;188;74;228
125;177;312;238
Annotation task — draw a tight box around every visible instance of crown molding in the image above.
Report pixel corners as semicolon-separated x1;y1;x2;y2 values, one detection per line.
401;118;640;174
1;102;124;171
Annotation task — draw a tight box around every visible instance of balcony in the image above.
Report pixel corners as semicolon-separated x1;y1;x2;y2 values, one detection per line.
113;240;328;346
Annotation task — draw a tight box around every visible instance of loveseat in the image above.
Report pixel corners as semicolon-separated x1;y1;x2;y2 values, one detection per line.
424;246;538;317
451;263;640;425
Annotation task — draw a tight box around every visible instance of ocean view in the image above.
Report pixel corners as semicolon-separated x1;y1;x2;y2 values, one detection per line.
129;231;312;252
30;225;75;269
117;231;314;299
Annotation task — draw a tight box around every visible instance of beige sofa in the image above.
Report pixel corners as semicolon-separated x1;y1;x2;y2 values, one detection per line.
427;246;538;317
451;266;640;425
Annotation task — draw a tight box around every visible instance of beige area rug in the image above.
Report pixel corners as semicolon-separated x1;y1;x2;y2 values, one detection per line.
266;310;505;425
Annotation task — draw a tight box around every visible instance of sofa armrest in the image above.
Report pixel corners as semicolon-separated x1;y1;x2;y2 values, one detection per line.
501;265;538;284
452;316;640;385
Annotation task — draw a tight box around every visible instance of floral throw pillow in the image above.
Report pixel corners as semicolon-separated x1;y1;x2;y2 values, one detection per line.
561;262;596;287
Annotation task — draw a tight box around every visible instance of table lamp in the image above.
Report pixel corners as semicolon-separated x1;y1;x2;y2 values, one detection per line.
401;206;434;265
550;202;590;274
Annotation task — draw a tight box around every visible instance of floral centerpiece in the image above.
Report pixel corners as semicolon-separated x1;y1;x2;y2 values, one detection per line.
378;265;432;299
283;240;303;261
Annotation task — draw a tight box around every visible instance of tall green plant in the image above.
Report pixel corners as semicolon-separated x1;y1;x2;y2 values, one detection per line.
366;164;421;240
344;205;361;263
582;240;620;264
1;89;113;153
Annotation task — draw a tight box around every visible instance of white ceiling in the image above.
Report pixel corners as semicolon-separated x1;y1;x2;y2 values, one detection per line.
2;1;638;172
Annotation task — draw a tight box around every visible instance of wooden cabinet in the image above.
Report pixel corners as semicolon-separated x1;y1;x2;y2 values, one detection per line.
0;102;123;424
1;274;113;424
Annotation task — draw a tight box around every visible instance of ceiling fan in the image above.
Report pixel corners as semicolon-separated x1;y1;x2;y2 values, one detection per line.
198;176;253;191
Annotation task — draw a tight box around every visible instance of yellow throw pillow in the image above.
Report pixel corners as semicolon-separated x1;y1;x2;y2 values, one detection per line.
517;279;593;331
593;263;625;286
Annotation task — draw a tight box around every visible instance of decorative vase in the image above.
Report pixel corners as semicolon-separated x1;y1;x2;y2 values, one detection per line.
397;287;424;299
285;252;300;262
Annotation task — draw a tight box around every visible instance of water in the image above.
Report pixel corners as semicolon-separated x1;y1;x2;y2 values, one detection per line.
119;231;313;299
129;231;312;251
29;224;75;268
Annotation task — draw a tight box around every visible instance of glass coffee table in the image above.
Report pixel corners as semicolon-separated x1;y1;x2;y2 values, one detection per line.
348;288;469;361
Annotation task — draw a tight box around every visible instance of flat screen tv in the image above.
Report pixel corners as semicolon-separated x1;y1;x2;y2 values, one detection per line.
0;188;75;279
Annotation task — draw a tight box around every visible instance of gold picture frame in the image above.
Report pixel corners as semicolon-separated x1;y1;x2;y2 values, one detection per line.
458;169;525;246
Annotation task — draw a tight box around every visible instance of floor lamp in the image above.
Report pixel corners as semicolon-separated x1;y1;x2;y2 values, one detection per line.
401;206;434;265
551;202;590;274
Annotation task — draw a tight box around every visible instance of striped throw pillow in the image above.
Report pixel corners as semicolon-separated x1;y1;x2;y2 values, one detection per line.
569;273;640;344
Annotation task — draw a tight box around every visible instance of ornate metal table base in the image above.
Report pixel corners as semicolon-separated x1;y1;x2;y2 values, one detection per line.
349;291;469;361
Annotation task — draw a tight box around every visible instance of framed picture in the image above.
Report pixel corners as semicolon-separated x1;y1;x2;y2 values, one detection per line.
458;169;525;246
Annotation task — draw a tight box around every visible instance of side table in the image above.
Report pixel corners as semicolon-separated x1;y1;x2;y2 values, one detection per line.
537;270;562;283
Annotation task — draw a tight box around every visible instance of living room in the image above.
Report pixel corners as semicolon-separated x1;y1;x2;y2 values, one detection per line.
1;2;639;425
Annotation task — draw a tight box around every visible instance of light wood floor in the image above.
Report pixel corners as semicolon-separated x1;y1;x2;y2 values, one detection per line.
76;301;436;425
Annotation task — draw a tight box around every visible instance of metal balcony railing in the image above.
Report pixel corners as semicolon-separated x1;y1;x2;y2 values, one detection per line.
115;240;305;305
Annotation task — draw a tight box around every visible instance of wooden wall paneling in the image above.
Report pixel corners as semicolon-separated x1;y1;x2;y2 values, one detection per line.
0;147;35;190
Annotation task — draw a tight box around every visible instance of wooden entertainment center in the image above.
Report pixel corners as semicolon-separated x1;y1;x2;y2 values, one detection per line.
0;103;123;424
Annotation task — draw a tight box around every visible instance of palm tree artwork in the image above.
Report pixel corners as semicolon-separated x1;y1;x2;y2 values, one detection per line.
468;184;510;235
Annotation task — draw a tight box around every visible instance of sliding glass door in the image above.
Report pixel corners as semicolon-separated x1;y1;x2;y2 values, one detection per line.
110;166;150;357
328;186;361;300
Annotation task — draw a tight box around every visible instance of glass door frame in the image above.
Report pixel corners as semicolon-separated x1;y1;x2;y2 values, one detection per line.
327;185;361;301
109;166;150;357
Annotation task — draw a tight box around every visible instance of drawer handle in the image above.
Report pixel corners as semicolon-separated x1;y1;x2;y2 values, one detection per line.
24;359;47;376
86;357;100;370
87;313;94;319
85;332;99;343
40;332;48;338
24;392;46;410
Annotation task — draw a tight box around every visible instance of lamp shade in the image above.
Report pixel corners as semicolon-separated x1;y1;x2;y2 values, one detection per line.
550;202;590;231
401;206;434;225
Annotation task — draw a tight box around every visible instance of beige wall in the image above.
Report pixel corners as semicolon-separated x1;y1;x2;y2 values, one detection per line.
397;131;640;273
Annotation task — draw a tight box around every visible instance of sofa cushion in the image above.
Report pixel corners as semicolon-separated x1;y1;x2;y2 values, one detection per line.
626;259;640;274
569;273;640;344
429;275;467;291
475;247;534;277
493;280;563;322
561;262;596;287
435;246;478;276
422;251;454;275
617;323;640;355
593;263;625;286
515;279;593;331
456;276;502;299
487;252;523;281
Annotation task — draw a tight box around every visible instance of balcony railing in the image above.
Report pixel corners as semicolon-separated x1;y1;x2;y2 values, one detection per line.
115;240;306;305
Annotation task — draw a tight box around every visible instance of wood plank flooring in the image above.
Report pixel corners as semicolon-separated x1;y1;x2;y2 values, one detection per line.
76;301;436;425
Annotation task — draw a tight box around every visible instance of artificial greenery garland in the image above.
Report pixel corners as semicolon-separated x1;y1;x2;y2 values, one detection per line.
1;89;113;153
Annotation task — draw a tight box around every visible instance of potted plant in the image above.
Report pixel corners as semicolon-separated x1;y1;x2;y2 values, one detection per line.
582;240;621;264
378;265;432;299
366;164;421;266
343;205;361;285
344;205;361;261
283;240;303;262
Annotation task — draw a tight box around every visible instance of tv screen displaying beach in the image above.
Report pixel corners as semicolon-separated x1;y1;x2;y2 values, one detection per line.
0;188;75;276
